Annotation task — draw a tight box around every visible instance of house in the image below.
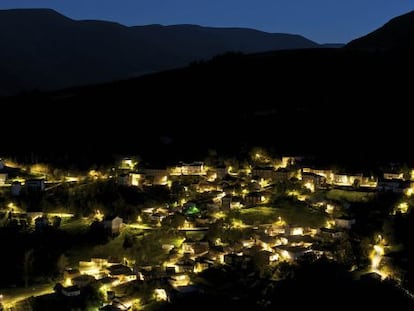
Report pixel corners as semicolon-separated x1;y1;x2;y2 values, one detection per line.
0;173;7;186
182;241;209;256
103;216;123;235
24;179;45;192
100;276;121;289
107;264;133;276
276;245;311;261
72;274;96;287
169;274;191;287
285;224;304;236
302;168;333;183
64;268;81;281
197;180;217;192
256;250;279;264
129;173;142;186
360;176;378;188
215;166;227;179
221;195;233;210
119;157;136;170
206;170;218;182
169;162;206;176
175;259;196;273
112;298;133;311
333;173;363;187
62;285;81;297
230;196;243;209
281;156;295;168
100;304;124;311
286;235;314;247
181;162;206;175
194;259;210;273
319;227;344;239
221;194;244;209
143;168;168;185
383;172;404;180
267;223;286;236
273;168;295;182
377;179;409;193
245;192;263;207
335;217;356;229
302;172;326;190
119;172;143;187
205;247;226;264
78;258;111;277
107;264;136;282
252;167;274;180
224;253;252;267
117;173;130;186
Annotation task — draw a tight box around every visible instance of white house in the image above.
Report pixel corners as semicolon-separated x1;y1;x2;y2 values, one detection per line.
0;173;7;186
335;217;356;229
333;173;363;187
383;172;404;180
170;162;207;176
104;216;123;235
119;157;137;170
181;162;206;175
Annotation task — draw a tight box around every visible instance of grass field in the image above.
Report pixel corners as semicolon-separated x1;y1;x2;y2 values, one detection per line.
239;205;326;227
60;217;91;234
325;189;375;203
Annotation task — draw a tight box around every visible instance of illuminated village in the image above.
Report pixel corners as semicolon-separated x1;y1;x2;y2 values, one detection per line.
0;149;414;310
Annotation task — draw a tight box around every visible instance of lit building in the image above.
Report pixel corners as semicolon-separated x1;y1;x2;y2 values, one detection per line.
0;172;8;186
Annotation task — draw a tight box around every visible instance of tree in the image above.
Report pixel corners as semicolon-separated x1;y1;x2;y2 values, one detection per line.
23;249;34;288
352;178;361;189
162;213;185;229
53;283;63;294
57;254;69;276
123;234;134;249
52;216;62;229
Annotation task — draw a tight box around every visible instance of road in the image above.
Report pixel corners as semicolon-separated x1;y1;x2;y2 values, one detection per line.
0;283;54;309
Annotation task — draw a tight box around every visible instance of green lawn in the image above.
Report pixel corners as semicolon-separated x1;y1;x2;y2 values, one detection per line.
60;217;91;234
239;205;327;228
325;189;375;203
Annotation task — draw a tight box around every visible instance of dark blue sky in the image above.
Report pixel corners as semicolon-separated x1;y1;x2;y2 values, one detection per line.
1;0;412;43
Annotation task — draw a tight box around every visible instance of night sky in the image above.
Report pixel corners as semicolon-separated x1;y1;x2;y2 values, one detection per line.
0;0;413;43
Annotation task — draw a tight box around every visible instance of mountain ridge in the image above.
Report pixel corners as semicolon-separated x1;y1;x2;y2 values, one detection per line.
2;9;414;163
346;10;414;49
0;8;321;95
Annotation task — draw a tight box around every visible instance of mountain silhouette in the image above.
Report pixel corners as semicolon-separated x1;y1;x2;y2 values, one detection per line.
3;46;413;165
346;10;414;49
0;8;319;95
3;9;414;166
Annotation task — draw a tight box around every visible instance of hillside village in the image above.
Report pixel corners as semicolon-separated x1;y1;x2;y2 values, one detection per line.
1;150;414;310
